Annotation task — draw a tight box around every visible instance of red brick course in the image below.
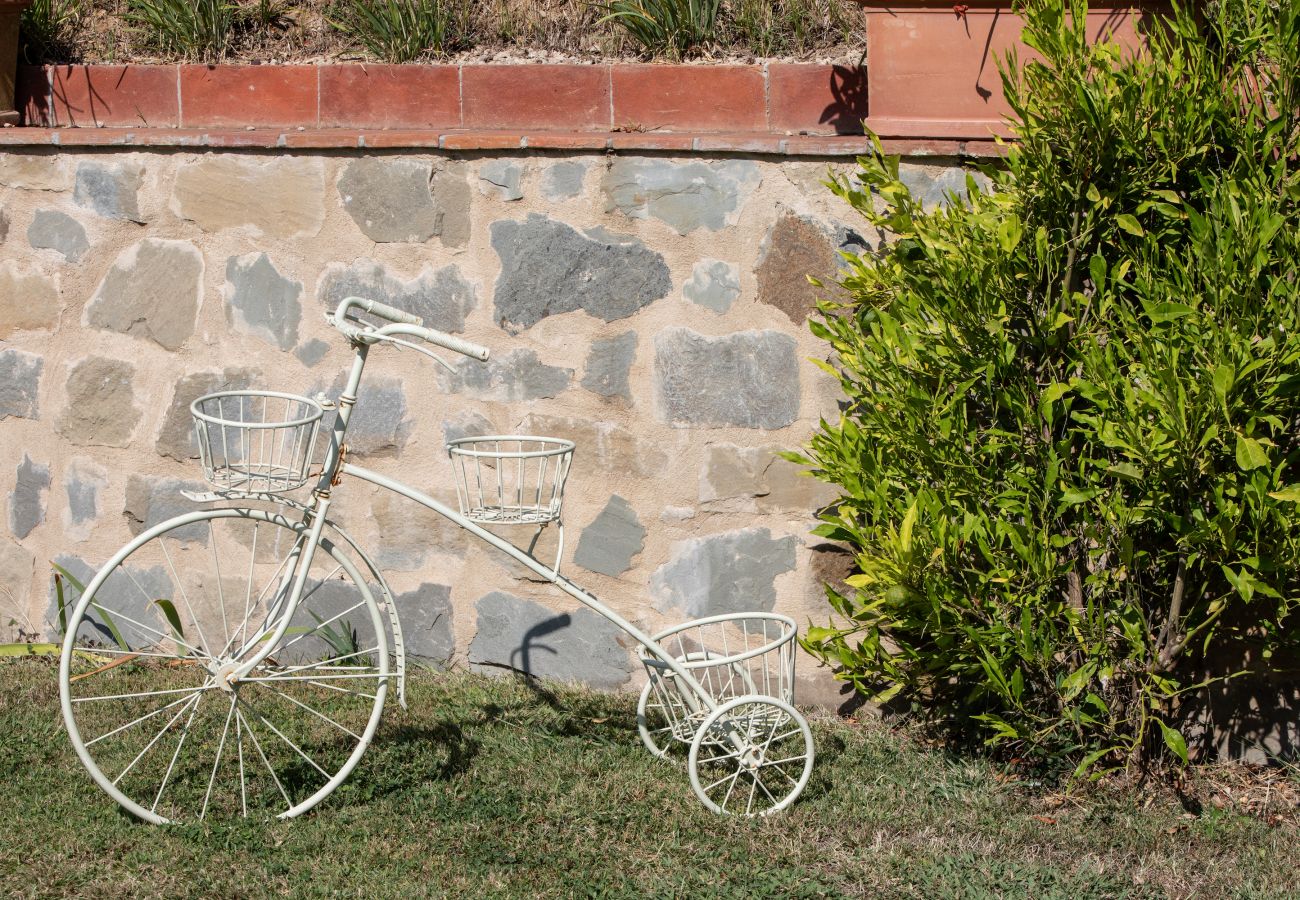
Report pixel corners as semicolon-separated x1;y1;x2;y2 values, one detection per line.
179;65;317;128
612;65;765;132
319;65;459;129
462;65;610;131
48;65;180;128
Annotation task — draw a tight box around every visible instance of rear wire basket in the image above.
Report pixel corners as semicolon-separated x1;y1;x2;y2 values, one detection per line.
447;436;575;525
639;613;798;745
191;391;324;493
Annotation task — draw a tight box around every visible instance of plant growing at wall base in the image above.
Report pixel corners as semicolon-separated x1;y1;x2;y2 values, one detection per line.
125;0;236;61
598;0;721;58
330;0;462;63
19;0;84;64
795;0;1300;774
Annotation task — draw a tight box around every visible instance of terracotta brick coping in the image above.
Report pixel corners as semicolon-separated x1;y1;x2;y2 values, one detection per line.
10;62;1013;154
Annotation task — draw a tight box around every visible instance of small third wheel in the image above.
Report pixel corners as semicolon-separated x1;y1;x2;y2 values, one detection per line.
687;695;814;817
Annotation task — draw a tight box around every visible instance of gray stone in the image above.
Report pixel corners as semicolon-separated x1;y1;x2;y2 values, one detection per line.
521;413;667;477
0;349;42;420
468;590;632;689
898;162;989;210
318;260;476;334
0;263;60;337
478;160;524;201
27;209;89;262
64;458;108;542
73;161;145;223
654;328;800;430
650;527;798;618
123;474;211;543
156;368;261;461
580;331;637;402
432;162;471;249
393;583;455;666
224;253;302;351
9;455;50;540
602;159;761;235
0;209;8;243
87;239;203;350
683;259;740;314
541;161;587;202
57;356;139;447
573;495;645;578
172;157;325;239
48;555;174;648
338;158;440;243
437;348;571;402
294;339;330;368
491;215;671;333
371;489;466;571
318;373;408;454
442;410;495;445
700;444;839;514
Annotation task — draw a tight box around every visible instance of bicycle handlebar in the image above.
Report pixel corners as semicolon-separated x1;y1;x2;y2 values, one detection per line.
330;296;490;362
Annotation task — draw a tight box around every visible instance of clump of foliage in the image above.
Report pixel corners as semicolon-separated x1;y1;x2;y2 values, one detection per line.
797;0;1300;774
330;0;464;63
19;0;84;63
125;0;237;61
599;0;721;58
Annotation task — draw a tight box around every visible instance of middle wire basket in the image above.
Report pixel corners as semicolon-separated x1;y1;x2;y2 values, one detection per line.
638;613;798;745
191;390;324;493
447;435;575;525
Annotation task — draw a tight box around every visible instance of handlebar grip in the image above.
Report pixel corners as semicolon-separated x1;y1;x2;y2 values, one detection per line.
343;296;422;326
419;327;490;362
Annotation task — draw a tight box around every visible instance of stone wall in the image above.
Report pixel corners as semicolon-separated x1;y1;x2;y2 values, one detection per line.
0;144;964;704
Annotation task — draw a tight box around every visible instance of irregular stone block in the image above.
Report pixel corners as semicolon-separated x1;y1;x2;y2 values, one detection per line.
437;348;571;402
602;159;760;235
898;162;989;211
87;239;202;350
573;495;645;578
0;349;42;420
57;357;140;448
541;161;587;202
654;328;800;430
0;156;71;191
225;253;302;351
580;331;637;402
478;160;524;201
338;158;440;243
63;457;108;542
156;368;261;462
683;259;740;314
650;527;798;618
0;540;33;630
468;590;632;689
700;443;838;514
371;489;466;571
173;157;326;239
74;161;145;223
317;372;408;454
0;263;60;337
491;215;671;333
393;583;455;666
755;212;841;324
123;474;210;543
442;410;495;445
48;555;175;649
521;413;667;477
27;209;89;262
294;339;330;368
432;162;471;249
0;209;8;243
9;455;51;540
318;260;476;334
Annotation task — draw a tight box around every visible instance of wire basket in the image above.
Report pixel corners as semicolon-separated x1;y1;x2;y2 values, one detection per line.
639;613;798;745
191;391;324;493
447;435;575;525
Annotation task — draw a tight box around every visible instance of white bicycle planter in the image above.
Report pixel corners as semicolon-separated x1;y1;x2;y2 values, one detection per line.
58;297;814;824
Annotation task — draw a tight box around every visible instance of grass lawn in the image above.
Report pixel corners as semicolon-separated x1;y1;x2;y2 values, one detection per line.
1;658;1294;899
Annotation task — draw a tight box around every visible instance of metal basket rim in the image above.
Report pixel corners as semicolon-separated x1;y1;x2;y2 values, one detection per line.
446;435;576;459
191;390;325;430
638;612;797;669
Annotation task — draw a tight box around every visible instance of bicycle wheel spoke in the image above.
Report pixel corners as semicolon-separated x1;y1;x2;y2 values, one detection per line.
210;523;230;649
201;696;238;821
75;684;209;704
113;692;202;787
158;538;215;656
152;693;204;813
241;697;330;780
92;602;209;660
274;599;365;655
235;707;248;817
250;684;362;741
85;691;206;748
236;705;291;809
241;671;385;684
257;646;380;676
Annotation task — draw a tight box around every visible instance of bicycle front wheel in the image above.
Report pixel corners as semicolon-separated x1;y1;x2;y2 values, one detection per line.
59;508;389;824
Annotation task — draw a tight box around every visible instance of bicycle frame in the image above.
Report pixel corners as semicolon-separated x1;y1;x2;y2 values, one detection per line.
228;305;721;722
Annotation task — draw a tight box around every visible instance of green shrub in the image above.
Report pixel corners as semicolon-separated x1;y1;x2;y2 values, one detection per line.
796;0;1300;774
599;0;721;58
330;0;463;63
19;0;84;64
126;0;235;61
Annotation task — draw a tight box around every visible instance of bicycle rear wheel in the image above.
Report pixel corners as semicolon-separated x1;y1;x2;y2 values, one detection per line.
59;508;389;824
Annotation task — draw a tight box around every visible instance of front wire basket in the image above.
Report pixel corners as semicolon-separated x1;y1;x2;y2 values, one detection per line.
447;435;575;525
191;390;324;493
639;613;798;745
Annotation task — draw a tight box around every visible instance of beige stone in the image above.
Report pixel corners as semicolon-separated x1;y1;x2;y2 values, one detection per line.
86;239;203;351
172;157;326;239
699;443;837;514
0;538;34;639
0;263;60;337
0;153;71;191
521;413;666;478
57;356;140;448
